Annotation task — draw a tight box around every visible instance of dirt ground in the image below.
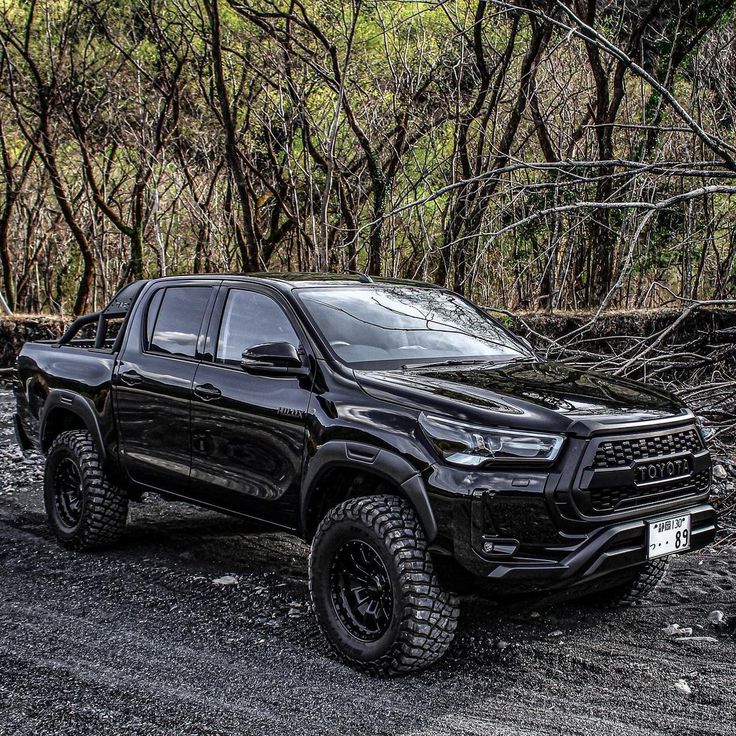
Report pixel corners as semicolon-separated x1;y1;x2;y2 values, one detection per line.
0;390;734;736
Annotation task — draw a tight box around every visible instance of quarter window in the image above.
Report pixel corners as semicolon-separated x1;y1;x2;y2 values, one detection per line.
145;289;164;343
148;287;211;358
216;290;299;366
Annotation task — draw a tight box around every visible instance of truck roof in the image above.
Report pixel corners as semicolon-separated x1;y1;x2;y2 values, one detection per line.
93;272;440;335
135;272;440;292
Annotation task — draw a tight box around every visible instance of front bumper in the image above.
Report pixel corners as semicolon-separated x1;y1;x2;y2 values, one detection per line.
423;419;716;593
433;492;716;592
476;504;714;586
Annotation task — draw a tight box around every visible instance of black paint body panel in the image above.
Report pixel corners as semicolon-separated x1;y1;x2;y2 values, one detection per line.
13;273;715;595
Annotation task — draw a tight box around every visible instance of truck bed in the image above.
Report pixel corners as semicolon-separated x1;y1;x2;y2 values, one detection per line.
12;280;149;454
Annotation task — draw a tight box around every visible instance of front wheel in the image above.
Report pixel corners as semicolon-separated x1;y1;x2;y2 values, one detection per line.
309;495;459;676
44;430;128;550
587;557;670;608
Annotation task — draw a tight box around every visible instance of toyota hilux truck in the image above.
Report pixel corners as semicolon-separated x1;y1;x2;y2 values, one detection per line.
13;273;716;675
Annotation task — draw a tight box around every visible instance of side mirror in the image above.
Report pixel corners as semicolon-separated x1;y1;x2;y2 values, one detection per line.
240;342;309;376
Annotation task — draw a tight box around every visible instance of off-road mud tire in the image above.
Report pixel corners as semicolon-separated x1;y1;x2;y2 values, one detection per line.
309;495;460;676
44;430;128;550
589;557;670;608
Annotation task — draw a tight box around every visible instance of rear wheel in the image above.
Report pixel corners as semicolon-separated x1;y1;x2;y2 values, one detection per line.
588;557;670;608
44;430;128;550
309;495;459;676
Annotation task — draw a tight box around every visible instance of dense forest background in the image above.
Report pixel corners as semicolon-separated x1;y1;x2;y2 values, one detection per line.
2;0;736;315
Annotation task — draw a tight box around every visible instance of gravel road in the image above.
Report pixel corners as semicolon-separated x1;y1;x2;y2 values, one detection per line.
1;390;734;736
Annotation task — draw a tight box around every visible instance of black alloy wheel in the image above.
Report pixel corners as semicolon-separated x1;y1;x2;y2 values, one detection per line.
44;430;128;550
330;539;393;641
309;495;460;676
52;456;84;530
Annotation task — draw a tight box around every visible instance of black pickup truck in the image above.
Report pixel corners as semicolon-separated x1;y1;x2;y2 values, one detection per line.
13;273;716;675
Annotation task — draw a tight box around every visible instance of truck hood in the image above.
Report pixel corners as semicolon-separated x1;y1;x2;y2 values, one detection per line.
354;360;690;435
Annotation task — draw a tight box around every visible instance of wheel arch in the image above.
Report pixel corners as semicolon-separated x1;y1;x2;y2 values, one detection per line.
299;441;437;543
40;391;107;464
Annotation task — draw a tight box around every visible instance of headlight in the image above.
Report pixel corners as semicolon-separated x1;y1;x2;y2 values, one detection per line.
419;413;564;466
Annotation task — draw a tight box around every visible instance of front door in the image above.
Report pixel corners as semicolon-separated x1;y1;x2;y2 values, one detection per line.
114;282;216;493
189;286;314;526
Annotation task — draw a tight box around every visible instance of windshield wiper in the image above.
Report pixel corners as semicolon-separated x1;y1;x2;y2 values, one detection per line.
402;358;491;370
402;355;535;370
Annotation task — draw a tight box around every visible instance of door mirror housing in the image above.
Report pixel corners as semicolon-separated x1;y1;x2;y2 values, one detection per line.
240;342;308;376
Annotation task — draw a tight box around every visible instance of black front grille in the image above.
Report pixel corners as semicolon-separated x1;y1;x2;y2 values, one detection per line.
593;428;703;469
590;469;711;512
578;425;710;515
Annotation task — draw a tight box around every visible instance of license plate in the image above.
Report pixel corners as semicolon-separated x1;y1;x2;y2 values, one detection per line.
647;514;691;559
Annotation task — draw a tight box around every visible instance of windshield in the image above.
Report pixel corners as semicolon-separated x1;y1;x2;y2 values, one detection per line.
296;285;531;369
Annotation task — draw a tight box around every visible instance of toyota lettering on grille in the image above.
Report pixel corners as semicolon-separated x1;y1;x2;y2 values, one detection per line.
634;456;692;485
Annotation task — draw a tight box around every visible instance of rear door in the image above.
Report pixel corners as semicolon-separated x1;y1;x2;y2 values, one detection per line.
188;285;314;526
114;281;218;493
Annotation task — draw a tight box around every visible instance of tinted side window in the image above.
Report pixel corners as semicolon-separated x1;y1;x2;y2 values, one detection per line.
216;290;299;366
145;289;164;344
148;287;211;358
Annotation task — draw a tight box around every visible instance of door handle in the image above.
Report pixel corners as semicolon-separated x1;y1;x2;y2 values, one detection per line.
194;383;222;401
120;370;143;387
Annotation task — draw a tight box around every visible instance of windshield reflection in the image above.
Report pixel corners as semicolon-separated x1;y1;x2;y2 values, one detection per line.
298;286;530;369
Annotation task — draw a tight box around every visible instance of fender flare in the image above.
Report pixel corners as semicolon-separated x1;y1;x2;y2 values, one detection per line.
300;440;438;543
40;390;108;464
